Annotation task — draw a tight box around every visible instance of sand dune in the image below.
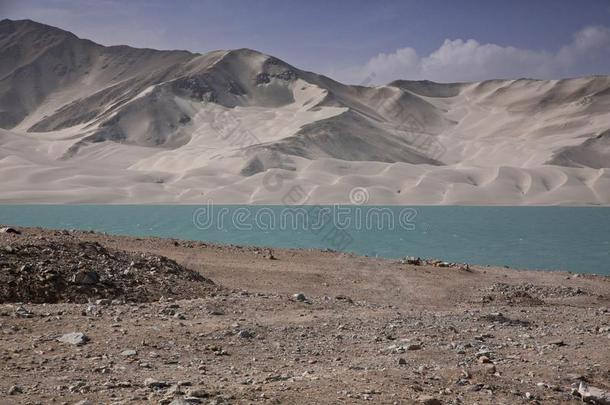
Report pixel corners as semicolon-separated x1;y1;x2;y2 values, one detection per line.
1;19;610;204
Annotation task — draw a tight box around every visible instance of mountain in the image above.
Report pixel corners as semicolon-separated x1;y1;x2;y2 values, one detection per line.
1;19;609;204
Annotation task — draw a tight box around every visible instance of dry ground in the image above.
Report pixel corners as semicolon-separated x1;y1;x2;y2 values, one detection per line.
1;227;609;404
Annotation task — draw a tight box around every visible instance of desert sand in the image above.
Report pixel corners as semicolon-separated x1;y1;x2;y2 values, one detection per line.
1;19;610;205
1;226;609;404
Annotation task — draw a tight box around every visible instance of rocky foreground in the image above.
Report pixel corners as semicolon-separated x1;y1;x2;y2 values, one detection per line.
0;227;609;404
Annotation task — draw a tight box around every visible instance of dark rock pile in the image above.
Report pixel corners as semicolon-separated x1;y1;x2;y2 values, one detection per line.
0;240;217;304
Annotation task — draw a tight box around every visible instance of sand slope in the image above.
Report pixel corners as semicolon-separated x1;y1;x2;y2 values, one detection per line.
1;19;610;204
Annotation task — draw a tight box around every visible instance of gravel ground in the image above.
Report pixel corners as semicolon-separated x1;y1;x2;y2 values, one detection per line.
0;227;609;404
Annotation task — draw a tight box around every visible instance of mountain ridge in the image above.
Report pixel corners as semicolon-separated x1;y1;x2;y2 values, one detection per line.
1;19;609;204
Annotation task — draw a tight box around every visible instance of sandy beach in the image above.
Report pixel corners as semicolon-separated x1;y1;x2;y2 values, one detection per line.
1;226;609;404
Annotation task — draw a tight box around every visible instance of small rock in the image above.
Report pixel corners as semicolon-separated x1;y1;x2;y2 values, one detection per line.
73;270;100;285
406;343;421;351
293;293;307;302
120;349;137;357
577;382;610;404
8;385;22;395
237;330;253;339
187;387;209;398
165;384;184;396
403;256;422;265
14;305;33;318
0;227;20;234
398;358;407;365
58;332;89;346
478;356;492;364
144;378;170;389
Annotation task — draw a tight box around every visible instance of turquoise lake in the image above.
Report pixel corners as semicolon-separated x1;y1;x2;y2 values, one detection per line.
0;205;608;275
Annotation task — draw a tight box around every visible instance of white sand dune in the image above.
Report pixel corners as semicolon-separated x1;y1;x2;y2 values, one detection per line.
1;19;610;205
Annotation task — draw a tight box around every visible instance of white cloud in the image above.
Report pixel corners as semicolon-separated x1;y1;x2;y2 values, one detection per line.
339;26;610;84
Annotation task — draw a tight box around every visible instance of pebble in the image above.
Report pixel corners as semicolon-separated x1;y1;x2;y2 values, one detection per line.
8;385;22;395
0;227;21;234
14;305;33;318
120;349;138;357
144;378;170;389
187;387;208;397
577;382;610;404
293;293;307;302
73;270;100;285
238;330;253;339
57;332;89;346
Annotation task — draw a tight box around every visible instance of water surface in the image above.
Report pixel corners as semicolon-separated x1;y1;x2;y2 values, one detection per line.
0;205;608;275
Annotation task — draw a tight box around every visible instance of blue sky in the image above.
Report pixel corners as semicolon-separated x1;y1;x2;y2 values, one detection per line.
2;0;610;83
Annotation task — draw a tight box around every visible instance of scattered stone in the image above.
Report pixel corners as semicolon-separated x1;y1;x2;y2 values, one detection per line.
8;385;22;395
144;378;170;389
402;256;422;265
577;382;610;404
478;356;492;364
237;330;253;339
73;270;100;285
293;293;307;302
0;227;21;234
187;387;209;398
57;332;89;346
14;305;33;318
458;263;471;271
120;349;138;357
398;358;407;365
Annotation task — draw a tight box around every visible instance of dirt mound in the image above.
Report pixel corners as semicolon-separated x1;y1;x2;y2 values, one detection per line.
0;240;217;303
